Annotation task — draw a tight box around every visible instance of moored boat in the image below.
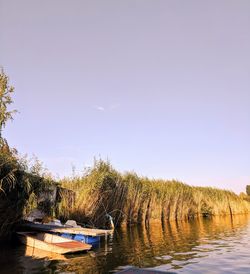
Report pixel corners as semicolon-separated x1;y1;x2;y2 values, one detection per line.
20;221;113;243
17;232;92;254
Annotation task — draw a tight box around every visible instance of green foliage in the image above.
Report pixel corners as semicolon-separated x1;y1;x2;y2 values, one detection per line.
0;69;17;139
0;140;57;240
0;140;29;239
0;140;18;193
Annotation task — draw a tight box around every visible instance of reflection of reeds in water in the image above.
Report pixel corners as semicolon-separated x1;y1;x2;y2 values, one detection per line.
112;215;250;269
60;160;250;227
35;215;250;274
50;215;249;273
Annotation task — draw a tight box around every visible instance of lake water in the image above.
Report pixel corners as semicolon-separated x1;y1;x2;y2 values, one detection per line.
1;215;250;273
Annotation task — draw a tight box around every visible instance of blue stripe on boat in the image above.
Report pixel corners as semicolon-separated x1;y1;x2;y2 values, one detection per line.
60;233;101;244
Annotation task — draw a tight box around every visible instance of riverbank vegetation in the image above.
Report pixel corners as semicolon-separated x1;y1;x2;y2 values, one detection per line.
59;160;250;227
0;140;57;240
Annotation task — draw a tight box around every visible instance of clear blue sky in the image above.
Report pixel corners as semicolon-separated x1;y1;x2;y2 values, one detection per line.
1;0;249;193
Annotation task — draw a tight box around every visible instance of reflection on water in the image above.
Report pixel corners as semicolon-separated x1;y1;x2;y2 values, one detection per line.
1;215;250;273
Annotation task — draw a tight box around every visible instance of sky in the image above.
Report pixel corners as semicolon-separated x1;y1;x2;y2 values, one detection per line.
0;0;249;193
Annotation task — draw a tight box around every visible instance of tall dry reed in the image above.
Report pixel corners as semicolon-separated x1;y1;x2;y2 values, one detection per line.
59;160;250;228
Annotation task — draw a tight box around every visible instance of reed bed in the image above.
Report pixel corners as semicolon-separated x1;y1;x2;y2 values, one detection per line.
60;160;250;227
60;161;125;227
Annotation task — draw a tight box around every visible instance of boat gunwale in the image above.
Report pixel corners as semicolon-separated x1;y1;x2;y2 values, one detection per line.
21;222;114;236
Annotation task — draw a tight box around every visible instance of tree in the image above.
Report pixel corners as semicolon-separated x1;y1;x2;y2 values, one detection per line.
0;69;17;139
246;185;250;196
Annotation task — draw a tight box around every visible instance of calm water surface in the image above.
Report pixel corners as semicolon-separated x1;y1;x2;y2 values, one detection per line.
1;215;250;273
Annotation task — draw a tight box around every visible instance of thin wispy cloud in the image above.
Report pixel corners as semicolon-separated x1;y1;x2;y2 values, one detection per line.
94;105;105;111
93;104;120;112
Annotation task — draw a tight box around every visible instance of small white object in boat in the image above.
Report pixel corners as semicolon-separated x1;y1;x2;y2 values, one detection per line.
46;219;63;226
65;220;81;228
